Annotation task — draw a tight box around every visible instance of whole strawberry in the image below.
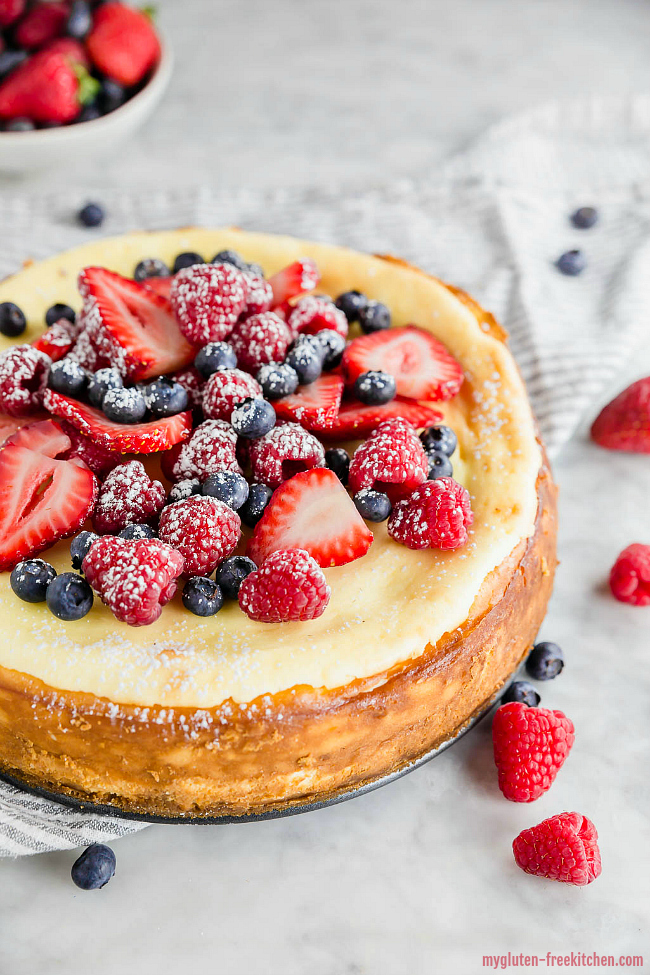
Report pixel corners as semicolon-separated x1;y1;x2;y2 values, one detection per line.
0;50;97;124
591;377;650;452
513;812;602;885
492;702;575;802
86;1;161;87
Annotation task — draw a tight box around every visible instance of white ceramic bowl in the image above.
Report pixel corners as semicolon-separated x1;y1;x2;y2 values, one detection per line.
0;37;172;175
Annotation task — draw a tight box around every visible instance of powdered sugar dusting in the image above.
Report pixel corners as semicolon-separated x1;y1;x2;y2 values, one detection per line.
172;418;241;481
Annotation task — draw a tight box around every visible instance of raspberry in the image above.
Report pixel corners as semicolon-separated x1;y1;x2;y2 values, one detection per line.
68;310;114;373
0;345;51;417
349;422;428;502
238;549;330;622
171;419;241;482
92;461;166;535
158;495;241;576
492;702;575;803
288;295;348;339
387;478;473;549
609;543;650;605
31;319;76;362
229;312;292;374
513;812;602;886
168;366;204;410
60;421;122;477
170;263;248;345
202;368;262;421
243;271;273;316
591;377;650;453
83;536;184;627
248;422;326;489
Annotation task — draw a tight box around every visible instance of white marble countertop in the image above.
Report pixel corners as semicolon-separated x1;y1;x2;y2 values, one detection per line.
1;2;649;973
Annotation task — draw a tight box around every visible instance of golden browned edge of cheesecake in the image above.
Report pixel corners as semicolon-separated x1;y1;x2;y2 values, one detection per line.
0;252;557;819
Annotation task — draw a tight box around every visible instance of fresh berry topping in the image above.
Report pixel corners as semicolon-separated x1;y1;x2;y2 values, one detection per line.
46;571;94;621
71;844;116;891
609;543;650;605
239;482;273;528
334;290;368;323
2;417;69;456
288;295;348;339
168;478;202;504
216;555;257;599
358;300;391;333
194;341;237;378
182;576;223;616
48;358;88;398
10;558;57;602
87;366;122;408
92;460;166;535
231;396;276;439
342;326;463;401
312;328;347;369
273;373;344;431
71;530;99;570
58;420;121;477
14;2;68;49
570;206;599;230
202;470;249;510
268;258;320;305
242;271;273;316
43;388;192;453
133;258;170;282
492;702;575;803
501;681;541;707
229;312;292;374
86;1;160;87
170;418;240;481
348;421;428;502
79;267;194;381
591;378;650;453
158;496;241;577
32;320;76;362
353;489;392;522
420;424;457;456
248;422;325;489
239;548;330;623
102;386;147;424
78;202;105;228
212;249;248;272
66;0;92;40
513;813;601;886
525;641;564;680
285;340;322;385
119;523;157;540
353;369;396;405
172;252;204;274
201;368;262;421
142;379;189;418
45;303;76;329
0;301;26;337
315;397;443;439
167;366;204;411
0;345;51;417
427;450;453;479
324;446;350;485
556;249;586;276
257;362;299;400
170;263;248;346
388;477;473;550
83;536;184;627
247;468;373;568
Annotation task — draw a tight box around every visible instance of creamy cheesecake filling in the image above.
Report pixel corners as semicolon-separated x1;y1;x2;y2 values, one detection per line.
0;229;541;707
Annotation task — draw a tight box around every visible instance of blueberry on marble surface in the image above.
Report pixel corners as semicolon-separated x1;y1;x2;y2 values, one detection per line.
500;680;541;707
78;202;105;228
570;206;599;229
71;844;116;890
556;249;586;276
525;642;564;681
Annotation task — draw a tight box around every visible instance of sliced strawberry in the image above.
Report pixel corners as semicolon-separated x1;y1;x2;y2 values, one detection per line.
79;267;195;381
142;275;173;300
274;374;344;430
32;321;75;362
2;418;70;457
0;443;98;571
0;412;49;445
314;397;443;439
247;468;373;568
268;258;320;306
341;326;464;401
43;388;192;454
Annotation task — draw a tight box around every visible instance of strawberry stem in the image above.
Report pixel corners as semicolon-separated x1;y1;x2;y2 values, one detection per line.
74;64;101;106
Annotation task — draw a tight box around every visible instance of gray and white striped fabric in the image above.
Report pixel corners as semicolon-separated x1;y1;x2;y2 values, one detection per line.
2;94;650;855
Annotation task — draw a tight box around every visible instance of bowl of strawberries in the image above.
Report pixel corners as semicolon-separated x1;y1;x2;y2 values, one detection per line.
0;0;171;173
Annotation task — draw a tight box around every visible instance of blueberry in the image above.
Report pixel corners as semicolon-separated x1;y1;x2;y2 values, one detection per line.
354;489;392;522
143;379;188;418
133;258;170;282
102;387;147;424
78;103;101;123
194;341;237;378
66;0;92;38
556;249;586;276
239;483;273;528
313;329;346;369
525;642;564;681
173;252;204;274
5;118;34;132
46;573;93;621
10;559;57;603
78;202;105;228
119;524;157;540
216;555;257;600
334;290;368;323
285;343;322;385
325;447;350;485
71;531;99;571
202;471;249;510
353;370;396;405
231;397;275;438
211;249;248;272
500;680;541;707
45;303;76;328
358;300;391;333
420;424;457;457
182;576;223;617
0;50;27;78
570;206;598;230
256;362;299;400
168;479;202;504
427;451;453;479
99;79;126;114
246;261;264;278
88;367;123;408
48;358;88;398
0;301;26;338
71;844;116;890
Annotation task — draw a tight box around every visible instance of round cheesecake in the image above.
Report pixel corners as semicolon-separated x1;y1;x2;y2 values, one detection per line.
0;229;557;819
